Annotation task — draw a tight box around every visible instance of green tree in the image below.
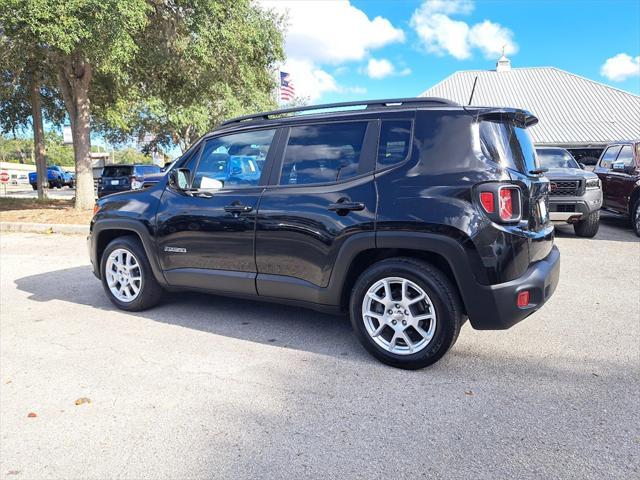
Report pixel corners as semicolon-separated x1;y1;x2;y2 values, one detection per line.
0;32;64;198
0;0;150;209
100;0;285;153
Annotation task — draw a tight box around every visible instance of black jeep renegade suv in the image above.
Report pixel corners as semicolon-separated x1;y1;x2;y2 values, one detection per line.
88;98;560;369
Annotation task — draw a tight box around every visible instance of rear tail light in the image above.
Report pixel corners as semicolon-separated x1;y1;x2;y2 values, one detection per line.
480;192;495;213
477;184;522;223
499;188;514;220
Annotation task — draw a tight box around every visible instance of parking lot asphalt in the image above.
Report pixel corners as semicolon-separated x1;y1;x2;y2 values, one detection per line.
1;216;638;479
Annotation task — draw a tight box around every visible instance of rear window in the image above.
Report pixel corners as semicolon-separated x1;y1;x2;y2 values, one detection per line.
134;165;161;176
377;120;412;169
102;166;133;177
479;121;539;174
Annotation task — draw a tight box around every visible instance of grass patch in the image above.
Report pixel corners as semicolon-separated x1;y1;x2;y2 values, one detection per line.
0;197;92;225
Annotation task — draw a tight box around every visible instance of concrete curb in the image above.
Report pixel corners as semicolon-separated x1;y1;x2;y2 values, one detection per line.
0;221;88;235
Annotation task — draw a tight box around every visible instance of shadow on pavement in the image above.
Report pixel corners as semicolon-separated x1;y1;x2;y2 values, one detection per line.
14;264;365;362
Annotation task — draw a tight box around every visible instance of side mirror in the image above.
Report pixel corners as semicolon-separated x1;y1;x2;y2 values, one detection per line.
168;168;190;190
611;162;632;174
579;163;586;170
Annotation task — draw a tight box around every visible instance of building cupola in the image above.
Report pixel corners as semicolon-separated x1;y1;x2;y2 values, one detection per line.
496;47;512;72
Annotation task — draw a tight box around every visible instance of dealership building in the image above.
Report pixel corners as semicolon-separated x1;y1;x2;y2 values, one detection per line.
420;55;640;164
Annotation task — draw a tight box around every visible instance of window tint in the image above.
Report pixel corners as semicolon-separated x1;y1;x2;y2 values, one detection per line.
279;122;367;185
614;145;633;167
193;129;275;189
377;120;412;169
599;146;622;169
479;121;539;174
102;166;133;177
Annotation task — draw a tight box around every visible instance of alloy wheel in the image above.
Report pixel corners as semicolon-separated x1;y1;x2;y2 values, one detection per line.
361;276;437;355
105;248;143;303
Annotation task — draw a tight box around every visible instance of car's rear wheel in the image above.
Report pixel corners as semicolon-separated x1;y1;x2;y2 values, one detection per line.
31;184;37;190
100;236;163;311
349;258;464;369
573;210;600;237
632;200;640;237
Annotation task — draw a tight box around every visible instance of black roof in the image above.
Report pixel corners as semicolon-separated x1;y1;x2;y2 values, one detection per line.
218;97;458;130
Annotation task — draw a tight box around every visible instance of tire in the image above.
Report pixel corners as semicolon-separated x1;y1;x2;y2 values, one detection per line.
573;210;600;238
632;200;640;238
349;257;464;370
100;235;164;311
31;184;37;190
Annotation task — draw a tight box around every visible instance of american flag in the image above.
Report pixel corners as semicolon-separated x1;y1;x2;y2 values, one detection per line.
280;71;295;101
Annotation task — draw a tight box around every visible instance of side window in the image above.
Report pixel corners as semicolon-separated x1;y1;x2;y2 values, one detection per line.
377;120;412;169
279;122;367;185
614;145;633;168
192;129;275;189
599;146;622;169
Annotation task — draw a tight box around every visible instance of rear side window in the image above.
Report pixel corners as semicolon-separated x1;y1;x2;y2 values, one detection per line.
102;166;133;177
599;146;622;169
279;122;367;185
377;120;412;169
479;121;539;174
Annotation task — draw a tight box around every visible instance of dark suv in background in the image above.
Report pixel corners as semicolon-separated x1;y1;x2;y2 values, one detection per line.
594;140;640;237
88;98;560;369
97;164;161;198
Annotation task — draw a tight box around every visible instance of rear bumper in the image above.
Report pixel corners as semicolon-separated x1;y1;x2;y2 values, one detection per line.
467;245;560;330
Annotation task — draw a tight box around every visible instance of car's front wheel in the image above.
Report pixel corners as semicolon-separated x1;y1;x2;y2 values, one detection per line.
573;210;600;237
349;258;464;370
100;236;163;311
632;200;640;237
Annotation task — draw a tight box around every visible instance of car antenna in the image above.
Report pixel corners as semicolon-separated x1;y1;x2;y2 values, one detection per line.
468;76;478;105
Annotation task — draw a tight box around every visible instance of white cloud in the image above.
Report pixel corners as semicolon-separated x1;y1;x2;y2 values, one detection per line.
367;58;394;79
410;0;518;60
365;58;413;79
469;21;517;59
601;53;640;82
262;0;405;65
282;59;340;101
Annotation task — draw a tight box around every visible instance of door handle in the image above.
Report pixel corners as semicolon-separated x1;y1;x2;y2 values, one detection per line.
224;204;253;213
327;199;365;212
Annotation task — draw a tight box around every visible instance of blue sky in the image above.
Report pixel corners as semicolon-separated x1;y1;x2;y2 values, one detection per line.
266;0;640;103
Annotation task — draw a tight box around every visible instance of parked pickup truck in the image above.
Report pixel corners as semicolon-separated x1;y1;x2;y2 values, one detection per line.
29;166;74;189
536;147;602;237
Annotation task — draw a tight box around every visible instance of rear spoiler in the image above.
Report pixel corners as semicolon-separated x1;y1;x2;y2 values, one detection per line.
466;107;539;128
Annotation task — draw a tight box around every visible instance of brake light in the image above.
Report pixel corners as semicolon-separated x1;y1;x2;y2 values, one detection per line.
499;188;514;220
480;192;495;213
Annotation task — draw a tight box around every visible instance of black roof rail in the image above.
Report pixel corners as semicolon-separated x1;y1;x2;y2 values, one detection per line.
219;97;458;127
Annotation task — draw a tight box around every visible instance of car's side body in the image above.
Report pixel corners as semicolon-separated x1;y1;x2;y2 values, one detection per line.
89;99;560;334
594;141;640;216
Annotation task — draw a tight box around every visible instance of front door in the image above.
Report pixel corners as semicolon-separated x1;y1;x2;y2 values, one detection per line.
156;128;279;294
607;145;637;213
594;145;622;209
255;120;379;301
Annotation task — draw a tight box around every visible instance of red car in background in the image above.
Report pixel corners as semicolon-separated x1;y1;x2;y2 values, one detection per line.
593;141;640;237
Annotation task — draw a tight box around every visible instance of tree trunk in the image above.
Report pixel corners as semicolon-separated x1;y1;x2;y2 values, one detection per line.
57;54;94;210
30;80;48;199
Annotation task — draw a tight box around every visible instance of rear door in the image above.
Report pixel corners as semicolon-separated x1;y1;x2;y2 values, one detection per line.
156;127;279;294
255;120;378;300
594;145;622;209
